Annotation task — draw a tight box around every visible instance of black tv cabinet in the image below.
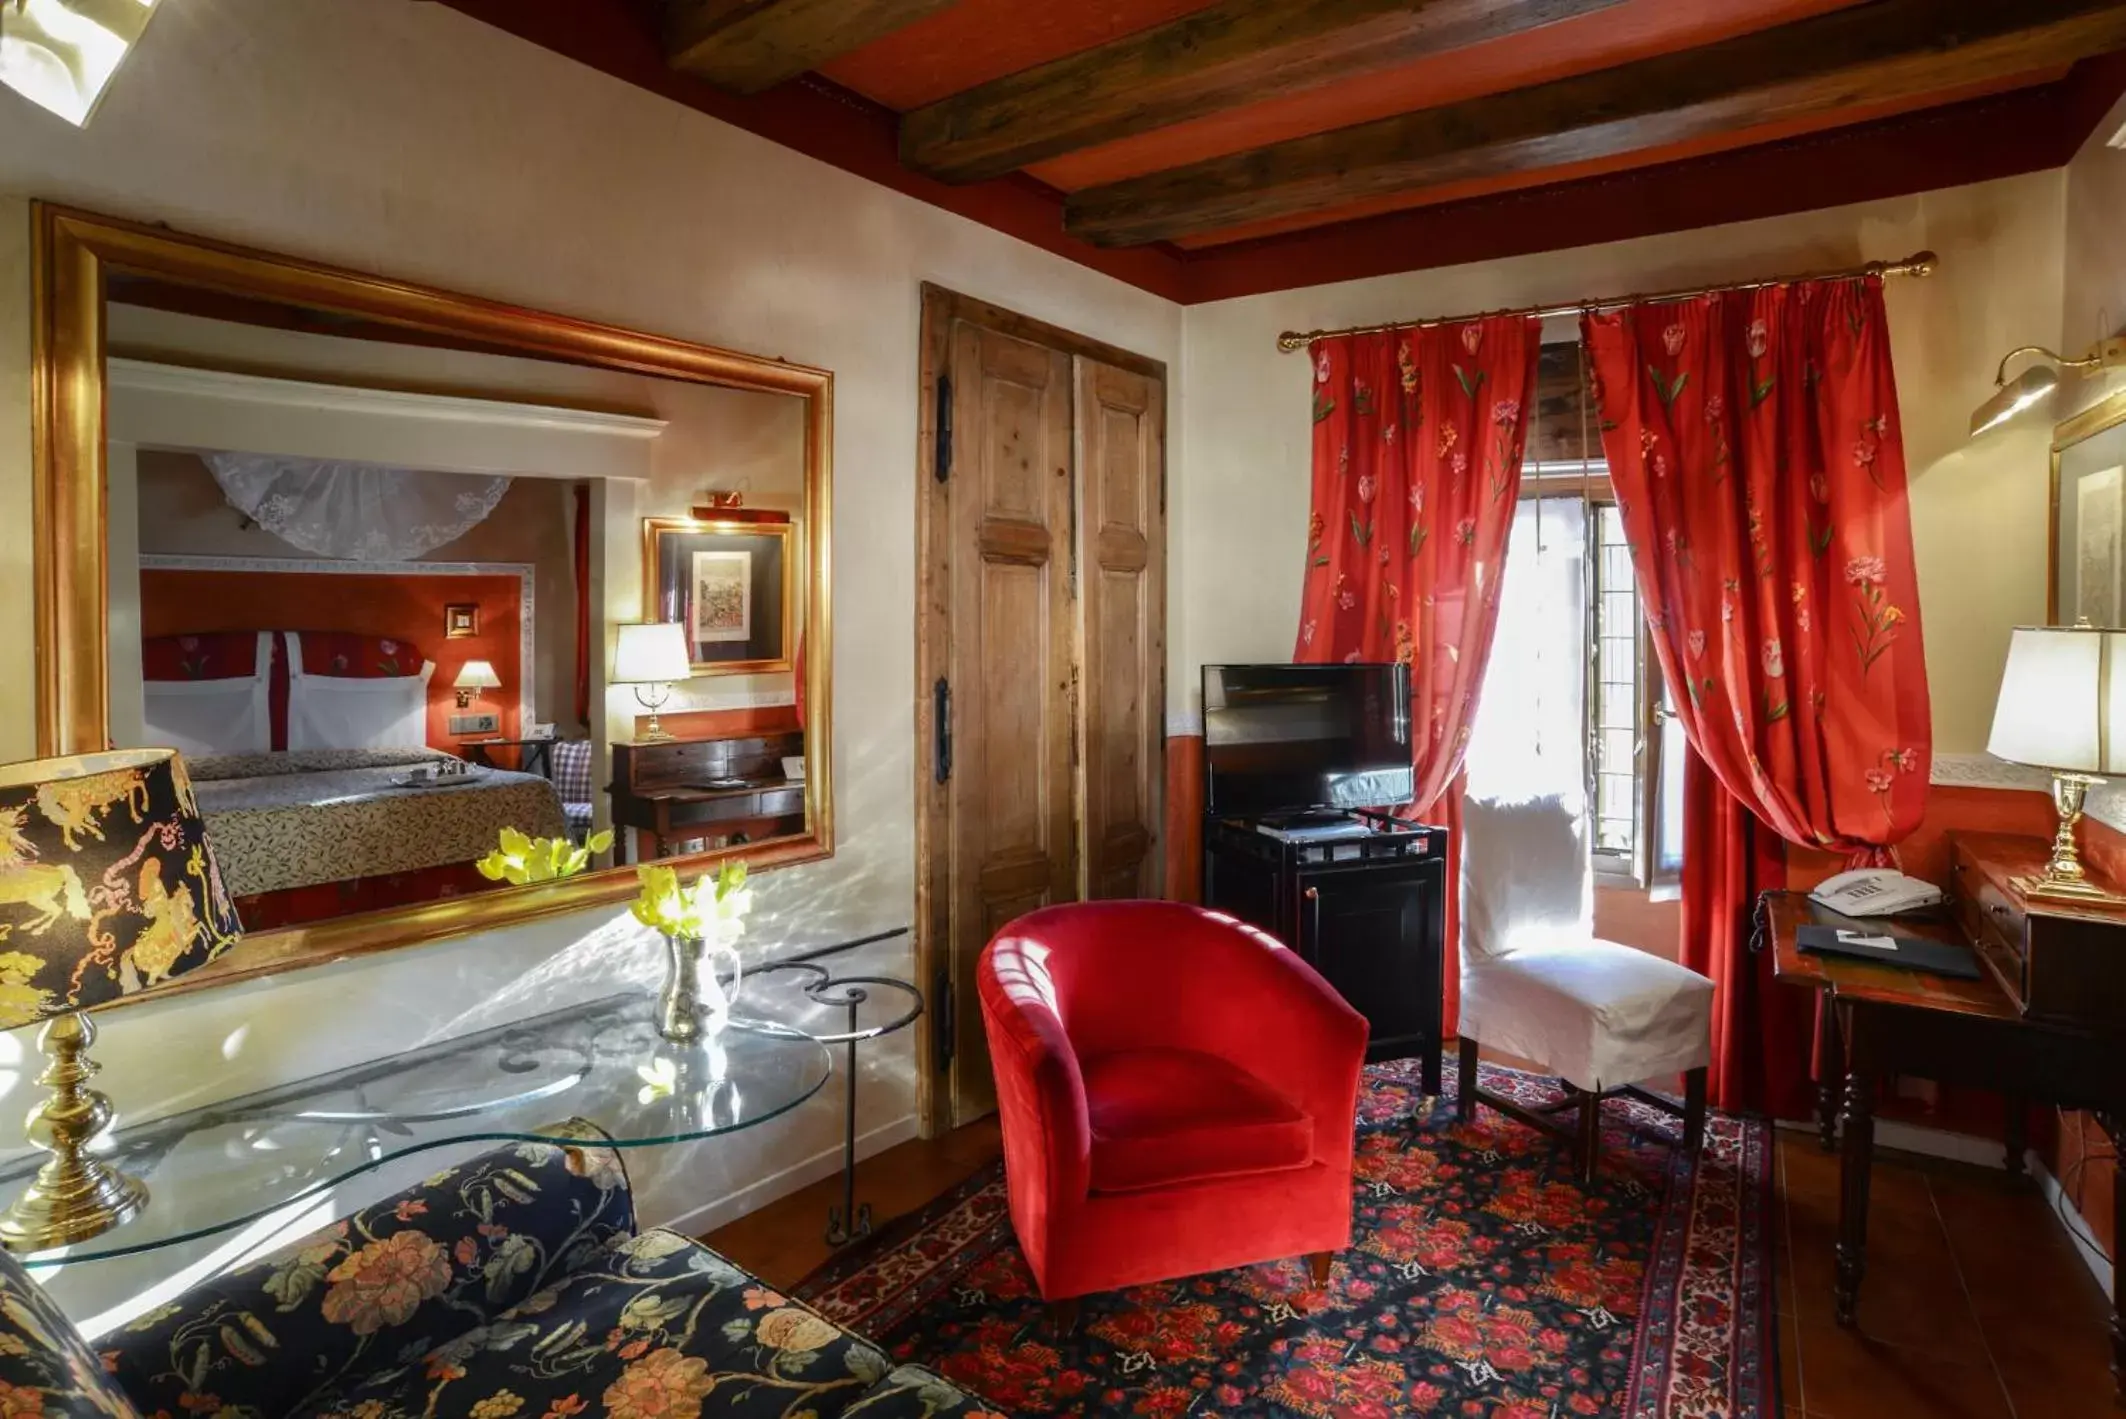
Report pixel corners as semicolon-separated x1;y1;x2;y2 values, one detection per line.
1202;813;1447;1093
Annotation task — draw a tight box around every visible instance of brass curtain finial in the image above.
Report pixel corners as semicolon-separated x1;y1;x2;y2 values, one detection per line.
1274;251;1939;353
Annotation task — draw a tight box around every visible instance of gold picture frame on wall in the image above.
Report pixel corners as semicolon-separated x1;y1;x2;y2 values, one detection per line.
642;516;797;675
2051;388;2126;624
27;202;836;1000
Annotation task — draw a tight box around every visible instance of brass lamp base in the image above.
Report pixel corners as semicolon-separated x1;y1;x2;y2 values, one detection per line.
0;1011;147;1252
634;684;676;743
2013;771;2126;905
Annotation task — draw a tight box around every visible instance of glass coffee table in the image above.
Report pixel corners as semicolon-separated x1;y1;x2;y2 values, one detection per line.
5;993;831;1271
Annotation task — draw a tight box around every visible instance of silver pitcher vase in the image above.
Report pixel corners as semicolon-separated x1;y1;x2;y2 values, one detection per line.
656;933;743;1043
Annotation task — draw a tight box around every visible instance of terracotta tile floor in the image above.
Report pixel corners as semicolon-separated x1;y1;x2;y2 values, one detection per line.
705;1119;2118;1415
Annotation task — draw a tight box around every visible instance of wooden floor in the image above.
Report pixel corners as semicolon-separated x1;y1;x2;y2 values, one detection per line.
705;1119;2115;1417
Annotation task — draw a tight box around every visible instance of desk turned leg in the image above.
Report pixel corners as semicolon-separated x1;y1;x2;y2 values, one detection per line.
1834;1067;1875;1328
1815;994;1842;1152
2111;1113;2124;1404
2003;1095;2028;1179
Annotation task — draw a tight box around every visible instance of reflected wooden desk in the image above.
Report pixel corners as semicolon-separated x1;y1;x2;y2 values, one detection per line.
1766;853;2126;1400
609;735;804;863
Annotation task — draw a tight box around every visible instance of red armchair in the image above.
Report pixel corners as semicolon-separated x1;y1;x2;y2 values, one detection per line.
977;901;1369;1320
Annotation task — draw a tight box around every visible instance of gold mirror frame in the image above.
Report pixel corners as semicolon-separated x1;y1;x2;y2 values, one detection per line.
29;202;834;997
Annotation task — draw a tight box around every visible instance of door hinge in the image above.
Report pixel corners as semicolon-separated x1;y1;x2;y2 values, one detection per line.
934;373;953;484
933;676;952;784
931;967;955;1072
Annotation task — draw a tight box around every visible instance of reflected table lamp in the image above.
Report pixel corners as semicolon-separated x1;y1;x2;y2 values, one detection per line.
614;623;693;742
1987;624;2126;901
0;748;242;1249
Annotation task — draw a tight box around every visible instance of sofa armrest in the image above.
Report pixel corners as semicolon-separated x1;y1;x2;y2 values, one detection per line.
102;1120;635;1419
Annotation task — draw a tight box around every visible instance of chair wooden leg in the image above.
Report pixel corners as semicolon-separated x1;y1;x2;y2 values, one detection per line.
1683;1066;1708;1158
1306;1251;1333;1287
1576;1089;1601;1186
1457;1036;1479;1121
1047;1298;1079;1336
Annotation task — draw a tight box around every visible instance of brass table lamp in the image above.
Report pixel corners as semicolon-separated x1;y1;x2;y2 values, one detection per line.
0;748;242;1250
613;623;694;742
1987;624;2126;902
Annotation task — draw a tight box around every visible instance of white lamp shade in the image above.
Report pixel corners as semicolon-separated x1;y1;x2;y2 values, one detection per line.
1988;625;2126;773
0;0;159;127
453;660;502;691
613;622;693;684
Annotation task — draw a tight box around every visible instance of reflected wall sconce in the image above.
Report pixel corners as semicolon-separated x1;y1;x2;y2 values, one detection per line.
0;0;160;128
453;660;501;709
1970;340;2126;437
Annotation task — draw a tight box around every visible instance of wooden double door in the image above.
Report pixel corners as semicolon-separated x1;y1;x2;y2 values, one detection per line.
917;286;1167;1130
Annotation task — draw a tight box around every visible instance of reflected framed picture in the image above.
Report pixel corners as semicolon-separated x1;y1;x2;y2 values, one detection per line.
2053;393;2126;626
443;602;479;639
643;516;793;673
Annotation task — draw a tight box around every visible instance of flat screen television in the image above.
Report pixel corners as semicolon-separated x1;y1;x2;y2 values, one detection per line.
1202;662;1414;818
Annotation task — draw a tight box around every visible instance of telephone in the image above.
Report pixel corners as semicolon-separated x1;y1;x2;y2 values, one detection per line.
1807;869;1945;917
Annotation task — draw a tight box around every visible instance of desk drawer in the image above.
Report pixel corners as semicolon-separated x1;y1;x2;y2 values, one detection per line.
1952;838;2126;1028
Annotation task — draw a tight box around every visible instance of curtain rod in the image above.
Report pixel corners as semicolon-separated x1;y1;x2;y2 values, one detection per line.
1273;250;1939;353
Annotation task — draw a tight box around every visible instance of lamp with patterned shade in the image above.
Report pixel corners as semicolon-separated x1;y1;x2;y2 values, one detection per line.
0;748;241;1250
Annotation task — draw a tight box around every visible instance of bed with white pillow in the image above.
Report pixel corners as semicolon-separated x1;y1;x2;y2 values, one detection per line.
141;631;565;901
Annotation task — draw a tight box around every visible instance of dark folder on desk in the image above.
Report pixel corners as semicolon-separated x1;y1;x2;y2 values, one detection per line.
1795;924;1982;979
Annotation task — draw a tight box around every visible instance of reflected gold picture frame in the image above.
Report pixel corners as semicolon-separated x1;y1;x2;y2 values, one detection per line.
642;515;797;674
2051;387;2126;624
28;202;835;1001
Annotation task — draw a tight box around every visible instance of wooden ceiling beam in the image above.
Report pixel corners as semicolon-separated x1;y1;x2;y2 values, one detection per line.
663;0;958;94
900;0;1630;185
1064;0;2126;247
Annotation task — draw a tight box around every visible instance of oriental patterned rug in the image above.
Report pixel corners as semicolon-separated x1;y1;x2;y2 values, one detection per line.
799;1058;1777;1418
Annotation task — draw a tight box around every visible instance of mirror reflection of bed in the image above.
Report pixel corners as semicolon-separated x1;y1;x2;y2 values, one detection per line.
99;279;816;932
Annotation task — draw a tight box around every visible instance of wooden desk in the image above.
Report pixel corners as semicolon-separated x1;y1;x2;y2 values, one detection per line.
609;733;804;863
1767;843;2126;1399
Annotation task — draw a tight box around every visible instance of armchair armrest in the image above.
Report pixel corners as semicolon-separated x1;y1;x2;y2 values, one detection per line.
103;1120;635;1419
1178;915;1370;1164
977;936;1091;1282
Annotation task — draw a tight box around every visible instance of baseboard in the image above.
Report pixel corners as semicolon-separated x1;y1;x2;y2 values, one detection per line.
651;1114;922;1239
2032;1153;2115;1301
1773;1119;2112;1298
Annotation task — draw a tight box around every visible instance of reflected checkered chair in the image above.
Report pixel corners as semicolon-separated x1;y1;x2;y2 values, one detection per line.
551;738;596;840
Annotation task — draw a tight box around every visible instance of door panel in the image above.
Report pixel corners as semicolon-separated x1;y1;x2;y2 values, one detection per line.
943;322;1077;1127
1075;359;1165;901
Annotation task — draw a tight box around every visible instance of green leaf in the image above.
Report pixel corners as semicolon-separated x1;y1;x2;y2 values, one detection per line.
1408;523;1427;558
1453;364;1484;399
1765;699;1790;724
1312;391;1336;424
1312;555;1330;567
1349;510;1372;547
1751;376;1776;408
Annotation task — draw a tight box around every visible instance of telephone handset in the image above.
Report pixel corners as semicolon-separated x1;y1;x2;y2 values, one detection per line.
1807;868;1945;917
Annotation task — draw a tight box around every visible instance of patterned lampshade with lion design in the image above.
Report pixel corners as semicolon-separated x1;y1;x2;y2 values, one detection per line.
0;749;241;1028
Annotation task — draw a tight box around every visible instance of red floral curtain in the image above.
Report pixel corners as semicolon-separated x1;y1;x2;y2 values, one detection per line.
1295;315;1541;1033
1583;276;1931;1112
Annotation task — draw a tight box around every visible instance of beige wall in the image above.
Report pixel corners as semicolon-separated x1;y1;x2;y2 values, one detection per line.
1177;171;2069;754
0;0;1180;1320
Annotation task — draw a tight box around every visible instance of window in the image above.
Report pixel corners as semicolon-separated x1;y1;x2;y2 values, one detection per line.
1466;342;1682;893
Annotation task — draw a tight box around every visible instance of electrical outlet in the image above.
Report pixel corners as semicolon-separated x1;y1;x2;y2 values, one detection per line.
450;711;500;736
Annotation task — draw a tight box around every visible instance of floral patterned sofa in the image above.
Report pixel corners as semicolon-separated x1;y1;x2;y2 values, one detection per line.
0;1121;998;1419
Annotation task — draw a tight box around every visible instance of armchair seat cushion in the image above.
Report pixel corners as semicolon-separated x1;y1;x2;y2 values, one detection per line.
1083;1047;1312;1194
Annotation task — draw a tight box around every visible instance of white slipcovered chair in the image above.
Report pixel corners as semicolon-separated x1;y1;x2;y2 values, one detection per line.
1457;792;1714;1181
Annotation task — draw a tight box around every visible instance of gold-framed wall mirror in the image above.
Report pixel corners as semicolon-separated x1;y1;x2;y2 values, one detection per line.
2051;388;2126;626
30;204;833;993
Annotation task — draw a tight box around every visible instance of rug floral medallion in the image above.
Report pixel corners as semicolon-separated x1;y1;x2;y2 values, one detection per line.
800;1059;1777;1418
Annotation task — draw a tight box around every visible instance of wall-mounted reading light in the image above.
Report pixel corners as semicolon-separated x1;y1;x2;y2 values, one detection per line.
1970;340;2126;438
0;0;158;128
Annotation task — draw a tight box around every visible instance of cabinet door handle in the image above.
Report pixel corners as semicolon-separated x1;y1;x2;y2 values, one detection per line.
1303;887;1320;900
